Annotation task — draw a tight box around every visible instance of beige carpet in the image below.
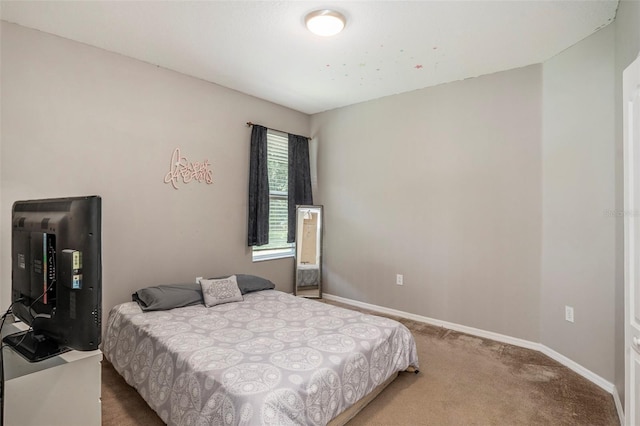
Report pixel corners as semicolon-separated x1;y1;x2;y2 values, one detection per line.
101;300;619;425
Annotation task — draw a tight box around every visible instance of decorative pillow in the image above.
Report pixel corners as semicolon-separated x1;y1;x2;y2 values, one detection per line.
208;274;276;295
132;283;203;312
200;275;243;307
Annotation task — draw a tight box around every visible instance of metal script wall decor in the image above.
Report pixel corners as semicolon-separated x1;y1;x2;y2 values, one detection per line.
164;147;213;190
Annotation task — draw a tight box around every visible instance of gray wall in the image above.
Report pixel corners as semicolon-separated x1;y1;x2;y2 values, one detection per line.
0;22;310;315
540;24;616;384
614;0;640;407
311;65;543;343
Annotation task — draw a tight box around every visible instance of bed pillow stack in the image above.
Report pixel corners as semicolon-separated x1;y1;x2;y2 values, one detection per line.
132;274;276;311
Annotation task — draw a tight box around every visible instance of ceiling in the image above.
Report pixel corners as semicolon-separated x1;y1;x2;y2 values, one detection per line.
0;1;619;115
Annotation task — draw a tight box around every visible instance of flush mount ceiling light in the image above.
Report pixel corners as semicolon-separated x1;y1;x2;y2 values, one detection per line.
305;9;346;37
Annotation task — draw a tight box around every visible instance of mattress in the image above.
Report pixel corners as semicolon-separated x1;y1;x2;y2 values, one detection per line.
103;290;419;425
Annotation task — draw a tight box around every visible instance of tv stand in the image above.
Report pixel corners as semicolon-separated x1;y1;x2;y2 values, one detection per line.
1;321;101;426
2;330;70;362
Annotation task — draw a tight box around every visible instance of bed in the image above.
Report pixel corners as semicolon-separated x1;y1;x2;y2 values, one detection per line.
103;282;419;426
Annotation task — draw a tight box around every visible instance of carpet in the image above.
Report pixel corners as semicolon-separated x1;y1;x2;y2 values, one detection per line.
101;300;619;425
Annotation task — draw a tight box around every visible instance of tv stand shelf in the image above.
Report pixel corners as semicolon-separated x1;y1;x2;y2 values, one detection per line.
2;321;102;426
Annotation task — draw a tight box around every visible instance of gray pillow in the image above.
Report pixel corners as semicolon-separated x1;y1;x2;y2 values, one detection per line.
208;274;275;295
132;283;202;311
200;275;243;307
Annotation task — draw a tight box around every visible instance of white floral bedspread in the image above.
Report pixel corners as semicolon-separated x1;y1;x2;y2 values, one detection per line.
102;290;419;425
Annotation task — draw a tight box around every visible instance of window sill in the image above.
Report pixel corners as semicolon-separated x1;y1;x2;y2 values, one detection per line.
252;248;295;262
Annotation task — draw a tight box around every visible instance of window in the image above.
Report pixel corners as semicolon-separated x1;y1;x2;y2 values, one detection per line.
252;130;295;261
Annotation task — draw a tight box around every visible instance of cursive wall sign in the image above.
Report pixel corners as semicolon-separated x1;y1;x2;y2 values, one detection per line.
164;147;213;190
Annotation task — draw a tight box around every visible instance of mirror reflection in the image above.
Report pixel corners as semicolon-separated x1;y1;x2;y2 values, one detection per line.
294;205;323;298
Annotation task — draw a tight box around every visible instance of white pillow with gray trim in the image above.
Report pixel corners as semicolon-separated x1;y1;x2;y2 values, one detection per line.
200;275;243;307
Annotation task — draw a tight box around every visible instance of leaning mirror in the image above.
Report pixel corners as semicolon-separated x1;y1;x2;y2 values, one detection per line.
294;205;323;298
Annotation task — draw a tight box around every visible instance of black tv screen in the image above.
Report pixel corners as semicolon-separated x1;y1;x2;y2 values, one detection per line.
4;195;102;362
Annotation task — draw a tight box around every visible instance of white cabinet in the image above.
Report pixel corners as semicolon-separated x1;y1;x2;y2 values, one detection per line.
2;322;102;426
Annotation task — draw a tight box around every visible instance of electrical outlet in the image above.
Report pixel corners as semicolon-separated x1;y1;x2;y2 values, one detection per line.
196;276;203;284
396;274;404;286
565;305;574;323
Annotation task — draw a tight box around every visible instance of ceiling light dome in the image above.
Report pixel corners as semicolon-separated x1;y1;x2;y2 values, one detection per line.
305;10;346;37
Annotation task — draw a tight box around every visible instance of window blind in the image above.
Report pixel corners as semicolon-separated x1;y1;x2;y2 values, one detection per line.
254;131;293;254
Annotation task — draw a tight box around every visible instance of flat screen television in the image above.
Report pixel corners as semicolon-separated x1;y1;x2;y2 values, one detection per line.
3;195;102;362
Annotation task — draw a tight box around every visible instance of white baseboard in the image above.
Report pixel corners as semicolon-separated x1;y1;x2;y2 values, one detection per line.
613;387;625;426
323;293;540;350
323;292;624;424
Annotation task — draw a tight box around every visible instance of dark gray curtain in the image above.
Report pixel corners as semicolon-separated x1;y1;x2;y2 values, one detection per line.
247;125;269;246
287;134;313;243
